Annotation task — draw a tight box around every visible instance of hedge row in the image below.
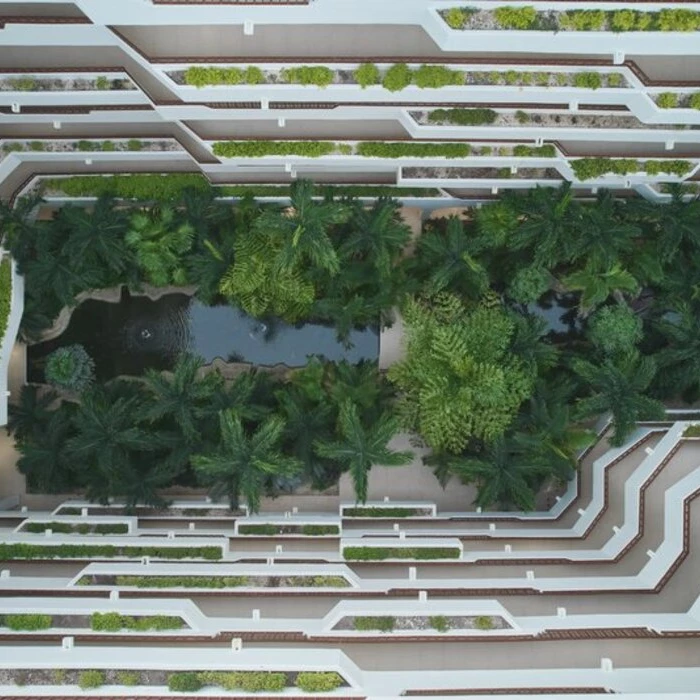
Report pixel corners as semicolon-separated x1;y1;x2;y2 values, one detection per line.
343;506;425;517
343;546;461;560
427;108;497;126
2;139;146;154
40;175;441;199
444;6;700;32
356;142;471;159
0;543;222;560
184;66;264;87
0;259;11;347
168;671;344;693
571;158;692;180
238;524;340;536
512;145;557;158
213;141;472;159
22;521;128;535
2;614;52;631
212;141;337;158
353;616;395;632
90;612;183;632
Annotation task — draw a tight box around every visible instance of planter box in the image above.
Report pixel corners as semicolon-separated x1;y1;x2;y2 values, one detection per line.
340;502;437;518
235;517;341;537
340;537;462;561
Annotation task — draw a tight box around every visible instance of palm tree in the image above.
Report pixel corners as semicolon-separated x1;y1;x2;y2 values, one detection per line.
7;385;58;443
572;352;664;446
445;437;544;511
276;387;338;489
413;216;489;298
515;381;594;483
67;387;161;503
254;179;350;275
653;303;700;401
193;410;301;513
16;409;76;493
567;190;640;270
24;253;101;308
475;199;520;248
0;192;43;264
141;354;222;442
509;314;559;377
509;184;578;268
339;198;410;275
563;264;639;315
58;196;132;283
314;401;413;504
125;205;194;286
629;184;700;263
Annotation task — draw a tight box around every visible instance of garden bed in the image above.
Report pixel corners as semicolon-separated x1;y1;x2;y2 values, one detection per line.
332;614;509;632
343;546;461;560
170;65;627;90
414;108;694;130
0;139;181;160
0;76;136;92
342;506;433;518
441;7;700;32
19;521;128;535
0;613;185;632
77;574;351;588
56;505;246;517
238;524;340;536
0;543;222;561
403;166;563;181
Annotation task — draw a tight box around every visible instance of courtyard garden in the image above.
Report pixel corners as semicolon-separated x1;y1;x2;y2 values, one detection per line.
3;180;700;512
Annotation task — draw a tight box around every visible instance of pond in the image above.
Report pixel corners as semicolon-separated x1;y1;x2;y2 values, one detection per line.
524;291;583;340
28;289;379;382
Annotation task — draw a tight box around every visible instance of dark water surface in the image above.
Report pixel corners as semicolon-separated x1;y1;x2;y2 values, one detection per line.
28;289;379;381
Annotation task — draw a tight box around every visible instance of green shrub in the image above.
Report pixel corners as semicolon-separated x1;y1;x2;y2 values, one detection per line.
116;671;140;686
238;524;279;535
198;671;286;692
556;73;568;86
573;72;603;90
2;142;24;153
683;424;700;438
658;9;700;31
44;344;95;392
609;10;638;32
353;616;395;632
344;506;422;517
413;64;463;88
78;671;105;690
300;524;339;535
101;140;116;152
126;139;144;151
494;6;537;29
95;76;110;90
0;260;11;347
212;141;336;158
90;612;122;632
343;546;460;560
474;615;495;630
295;672;343;693
356;142;470;159
382;63;413;92
507;265;550;303
690;93;700;110
354;63;380;88
76;140;98;152
512;144;556;157
237;523;338;536
587;305;643;356
429;615;450;633
281;66;334;87
656;92;678;109
606;73;623;88
444;7;467;29
52;670;67;684
244;66;265;85
571;158;691;180
9;77;36;91
427;108;496;126
29;141;45;151
504;70;519;85
559;10;606;31
515;110;530;124
644;159;691;176
168;672;202;692
534;72;549;86
5;614;52;631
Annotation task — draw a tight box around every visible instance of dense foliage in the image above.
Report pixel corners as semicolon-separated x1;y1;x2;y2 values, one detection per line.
5;181;700;513
44;344;95;392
